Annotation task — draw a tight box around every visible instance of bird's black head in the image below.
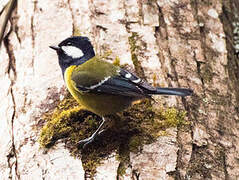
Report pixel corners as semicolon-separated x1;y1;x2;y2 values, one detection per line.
50;36;95;74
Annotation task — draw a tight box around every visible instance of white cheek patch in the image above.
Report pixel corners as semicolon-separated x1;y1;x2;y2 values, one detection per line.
61;45;84;58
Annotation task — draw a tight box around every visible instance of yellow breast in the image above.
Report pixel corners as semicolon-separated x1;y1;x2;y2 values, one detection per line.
64;65;81;101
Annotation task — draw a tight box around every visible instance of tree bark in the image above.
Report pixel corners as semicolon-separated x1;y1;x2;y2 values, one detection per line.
0;0;238;179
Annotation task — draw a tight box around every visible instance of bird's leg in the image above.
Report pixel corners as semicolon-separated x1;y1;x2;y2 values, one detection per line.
78;117;106;149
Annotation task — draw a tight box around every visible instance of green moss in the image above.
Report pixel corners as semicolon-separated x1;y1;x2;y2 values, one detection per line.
39;93;101;148
116;140;130;177
128;32;145;78
73;27;81;36
128;135;142;152
117;162;127;177
39;106;81;148
160;108;188;128
112;56;131;70
39;93;188;177
128;32;139;52
112;56;120;66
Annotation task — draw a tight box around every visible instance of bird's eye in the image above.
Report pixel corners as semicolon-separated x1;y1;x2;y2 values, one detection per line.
66;42;72;46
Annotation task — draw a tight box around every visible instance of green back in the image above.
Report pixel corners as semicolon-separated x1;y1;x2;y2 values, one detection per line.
71;56;120;88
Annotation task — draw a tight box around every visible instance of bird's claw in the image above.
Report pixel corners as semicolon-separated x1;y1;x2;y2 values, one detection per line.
78;117;106;149
78;128;105;149
98;129;105;135
78;136;95;149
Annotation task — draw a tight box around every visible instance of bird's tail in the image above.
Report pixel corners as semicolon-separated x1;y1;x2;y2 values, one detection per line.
153;87;193;97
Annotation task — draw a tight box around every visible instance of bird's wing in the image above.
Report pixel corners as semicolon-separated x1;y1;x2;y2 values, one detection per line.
92;68;156;97
71;59;155;97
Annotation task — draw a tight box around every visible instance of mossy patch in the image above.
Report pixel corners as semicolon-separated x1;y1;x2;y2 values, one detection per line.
128;32;146;79
39;92;188;177
112;56;121;66
73;27;81;36
39;93;101;148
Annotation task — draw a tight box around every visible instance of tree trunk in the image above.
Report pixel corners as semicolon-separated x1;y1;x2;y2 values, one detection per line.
0;0;238;179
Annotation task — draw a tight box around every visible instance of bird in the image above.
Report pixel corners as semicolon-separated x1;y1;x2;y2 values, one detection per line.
50;36;193;148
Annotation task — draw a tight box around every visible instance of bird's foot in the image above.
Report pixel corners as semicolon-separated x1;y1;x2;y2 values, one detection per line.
78;134;97;149
78;117;106;149
98;129;105;135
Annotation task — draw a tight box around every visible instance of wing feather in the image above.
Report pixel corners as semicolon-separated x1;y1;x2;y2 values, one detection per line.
72;65;155;98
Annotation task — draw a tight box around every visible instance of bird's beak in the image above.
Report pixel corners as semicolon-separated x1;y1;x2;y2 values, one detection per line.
49;45;60;51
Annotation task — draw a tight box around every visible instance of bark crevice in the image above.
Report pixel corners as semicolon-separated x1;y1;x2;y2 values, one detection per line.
4;27;19;180
30;0;37;74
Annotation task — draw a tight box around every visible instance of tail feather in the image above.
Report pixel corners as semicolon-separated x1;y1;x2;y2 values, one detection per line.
154;88;193;97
